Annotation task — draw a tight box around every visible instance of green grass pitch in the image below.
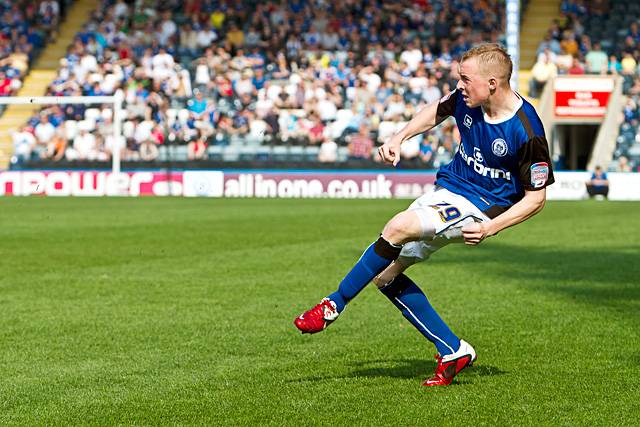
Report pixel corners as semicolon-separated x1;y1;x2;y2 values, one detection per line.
0;197;638;425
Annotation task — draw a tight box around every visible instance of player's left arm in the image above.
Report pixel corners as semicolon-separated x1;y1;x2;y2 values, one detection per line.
462;133;554;246
461;189;546;245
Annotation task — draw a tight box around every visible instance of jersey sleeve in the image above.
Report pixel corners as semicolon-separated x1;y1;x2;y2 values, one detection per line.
435;89;459;124
517;135;555;190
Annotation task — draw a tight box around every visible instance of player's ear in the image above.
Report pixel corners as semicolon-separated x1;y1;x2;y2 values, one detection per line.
488;77;497;94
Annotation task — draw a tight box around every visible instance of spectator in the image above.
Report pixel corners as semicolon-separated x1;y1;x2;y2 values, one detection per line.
196;24;218;50
400;135;421;160
530;51;558;97
0;71;14;96
12;127;36;163
586;166;609;199
45;128;67;161
318;137;338;162
348;124;373;160
187;90;208;120
608;55;622;75
537;31;562;56
621;53;637;75
187;131;207;160
419;136;435;165
35;114;55;146
70;128;97;161
616;155;632;172
560;30;579;57
308;115;325;145
585;42;608;74
226;23;244;49
423;75;442;105
568;57;585;75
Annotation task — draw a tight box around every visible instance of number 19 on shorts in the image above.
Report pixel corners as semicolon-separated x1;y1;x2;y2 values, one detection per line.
429;203;461;223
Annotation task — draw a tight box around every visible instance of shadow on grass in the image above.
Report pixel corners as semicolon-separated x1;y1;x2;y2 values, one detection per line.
291;358;506;383
436;244;640;314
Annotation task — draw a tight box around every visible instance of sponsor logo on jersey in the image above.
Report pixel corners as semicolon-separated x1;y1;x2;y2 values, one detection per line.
473;147;484;163
530;162;549;188
463;114;473;128
458;144;512;181
491;138;508;157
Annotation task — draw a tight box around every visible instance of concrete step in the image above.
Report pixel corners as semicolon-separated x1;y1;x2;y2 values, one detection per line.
522;24;555;34
521;39;543;48
524;16;559;25
526;5;558;13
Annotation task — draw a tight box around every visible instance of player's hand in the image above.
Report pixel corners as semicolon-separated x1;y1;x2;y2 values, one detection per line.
378;134;403;166
461;222;492;246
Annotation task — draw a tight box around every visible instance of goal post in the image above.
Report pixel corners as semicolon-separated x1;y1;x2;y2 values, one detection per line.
0;91;125;173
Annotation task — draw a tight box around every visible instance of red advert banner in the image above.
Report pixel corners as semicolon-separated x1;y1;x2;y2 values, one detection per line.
553;76;615;118
554;91;611;117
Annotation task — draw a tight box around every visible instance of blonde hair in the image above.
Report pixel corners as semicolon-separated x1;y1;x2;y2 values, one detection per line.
461;44;513;85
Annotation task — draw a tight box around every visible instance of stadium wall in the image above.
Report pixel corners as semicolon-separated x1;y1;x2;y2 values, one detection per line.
1;170;639;200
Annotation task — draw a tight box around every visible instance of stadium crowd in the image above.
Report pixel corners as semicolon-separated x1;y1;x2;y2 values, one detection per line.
530;0;640;96
527;0;640;171
12;0;507;166
8;0;640;171
0;1;64;99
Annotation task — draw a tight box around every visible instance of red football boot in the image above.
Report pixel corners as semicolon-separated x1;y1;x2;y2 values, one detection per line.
422;340;477;387
294;298;340;334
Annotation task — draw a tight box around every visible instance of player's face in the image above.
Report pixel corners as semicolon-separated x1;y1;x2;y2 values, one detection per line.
456;58;491;108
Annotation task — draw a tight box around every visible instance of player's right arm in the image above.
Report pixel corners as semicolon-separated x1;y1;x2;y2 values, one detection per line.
378;100;439;166
379;90;458;166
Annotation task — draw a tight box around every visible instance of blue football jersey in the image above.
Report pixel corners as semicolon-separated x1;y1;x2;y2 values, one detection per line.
434;89;554;218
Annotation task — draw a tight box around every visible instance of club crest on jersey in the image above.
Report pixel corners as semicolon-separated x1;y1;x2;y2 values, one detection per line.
492;138;508;157
530;162;549;188
463;114;473;128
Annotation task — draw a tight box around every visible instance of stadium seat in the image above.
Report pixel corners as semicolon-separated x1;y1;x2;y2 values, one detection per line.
165;145;189;161
222;146;240;162
255;145;272;160
208;145;224;160
337;146;349;162
289;146;304;162
158;146;169;161
238;145;258;161
255;145;271;160
304;145;320;161
271;145;289;161
229;135;245;146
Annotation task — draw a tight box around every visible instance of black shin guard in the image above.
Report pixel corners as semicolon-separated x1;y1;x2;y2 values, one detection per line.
379;273;412;299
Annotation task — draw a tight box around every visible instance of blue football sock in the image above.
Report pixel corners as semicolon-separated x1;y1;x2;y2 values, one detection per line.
328;236;402;312
380;274;460;356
